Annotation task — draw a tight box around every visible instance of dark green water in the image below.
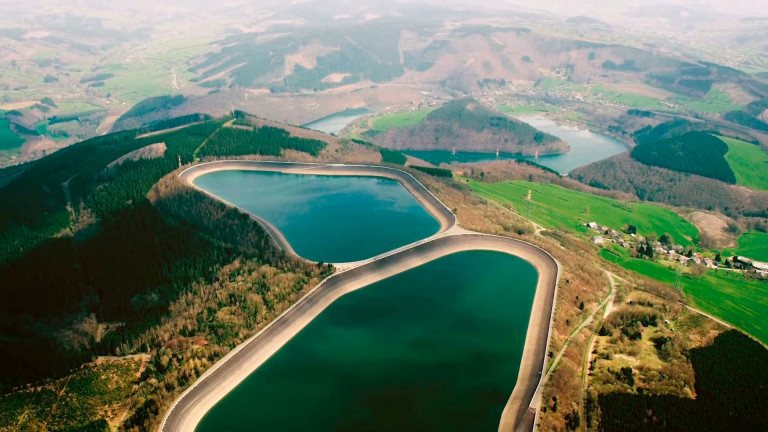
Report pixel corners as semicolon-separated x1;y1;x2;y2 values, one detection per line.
402;150;521;166
196;251;538;432
193;170;440;263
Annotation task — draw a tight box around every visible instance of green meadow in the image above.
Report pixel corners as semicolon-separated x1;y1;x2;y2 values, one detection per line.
370;109;434;131
590;84;668;110
0;119;24;153
726;231;768;262
600;244;768;345
469;179;699;245
496;104;549;116
721;135;768;190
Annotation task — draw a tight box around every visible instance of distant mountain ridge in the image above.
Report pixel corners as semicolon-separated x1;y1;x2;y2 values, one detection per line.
366;99;568;156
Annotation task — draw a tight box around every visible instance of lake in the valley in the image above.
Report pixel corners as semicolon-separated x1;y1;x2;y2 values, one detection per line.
301;108;372;135
403;116;628;174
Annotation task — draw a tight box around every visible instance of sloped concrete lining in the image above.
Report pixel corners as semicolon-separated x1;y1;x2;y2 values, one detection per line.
163;162;560;432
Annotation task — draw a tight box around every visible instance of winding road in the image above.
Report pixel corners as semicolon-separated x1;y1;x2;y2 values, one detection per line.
161;161;561;432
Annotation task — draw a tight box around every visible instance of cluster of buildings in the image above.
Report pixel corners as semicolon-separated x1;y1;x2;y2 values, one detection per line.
586;221;768;277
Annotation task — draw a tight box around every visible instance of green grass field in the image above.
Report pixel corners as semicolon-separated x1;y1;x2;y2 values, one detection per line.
591;84;668;111
370;109;434;131
669;89;741;114
600;244;768;345
721;135;768;190
496;104;549;115
726;232;768;261
0;118;24;153
55;101;104;115
469;179;699;245
537;76;570;90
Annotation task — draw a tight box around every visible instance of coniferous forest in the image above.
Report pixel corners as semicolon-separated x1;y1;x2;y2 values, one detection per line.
598;330;768;431
0;118;328;393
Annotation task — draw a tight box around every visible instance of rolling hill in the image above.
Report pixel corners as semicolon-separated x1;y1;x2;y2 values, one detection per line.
631;131;737;184
363;99;567;156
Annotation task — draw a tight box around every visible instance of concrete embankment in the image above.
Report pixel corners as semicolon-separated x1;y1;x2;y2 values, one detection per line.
160;233;558;432
163;161;559;432
179;160;457;236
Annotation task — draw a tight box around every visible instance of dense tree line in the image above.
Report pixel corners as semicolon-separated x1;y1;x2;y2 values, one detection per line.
723;98;768;131
411;165;452;178
724;110;768;132
198;126;326;158
112;95;188;132
379;148;406;165
598;330;768;431
632;119;694;145
570;153;768;218
138;113;211;135
631;131;737;183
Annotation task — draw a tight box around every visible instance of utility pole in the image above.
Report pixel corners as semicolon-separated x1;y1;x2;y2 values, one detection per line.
675;264;683;291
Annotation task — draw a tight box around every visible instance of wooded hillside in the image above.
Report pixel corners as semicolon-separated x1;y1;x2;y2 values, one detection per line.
0;117;327;394
631;132;736;183
365;99;567;155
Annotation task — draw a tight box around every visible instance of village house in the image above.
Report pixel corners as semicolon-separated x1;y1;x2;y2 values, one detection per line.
592;235;604;245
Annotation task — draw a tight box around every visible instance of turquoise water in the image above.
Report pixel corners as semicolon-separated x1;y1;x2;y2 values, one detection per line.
302;108;372;135
516;116;628;174
402;150;521;166
196;250;538;432
193;170;440;262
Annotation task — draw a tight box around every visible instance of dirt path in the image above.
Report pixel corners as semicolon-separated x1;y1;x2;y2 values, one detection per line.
171;68;179;90
191;122;228;160
579;272;618;429
525;271;614;432
135;122;204;139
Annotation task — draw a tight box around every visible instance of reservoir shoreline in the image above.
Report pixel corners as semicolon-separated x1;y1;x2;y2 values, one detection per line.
163;161;560;432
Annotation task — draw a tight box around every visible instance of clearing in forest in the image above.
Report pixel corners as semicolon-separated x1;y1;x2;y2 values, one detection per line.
721;135;768;191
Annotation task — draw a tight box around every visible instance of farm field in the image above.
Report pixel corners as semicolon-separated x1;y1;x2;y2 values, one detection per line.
591;84;668;110
721;135;768;190
369;109;434;131
600;244;768;345
0;119;24;154
669;89;741;114
726;231;768;261
496;104;549;115
469;179;699;245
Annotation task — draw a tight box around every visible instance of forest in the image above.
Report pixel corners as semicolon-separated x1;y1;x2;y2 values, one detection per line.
570;153;768;218
379;147;406;165
111;95;188;132
631;132;737;183
597;330;768;431
198;126;326;158
411;165;452;178
366;98;567;155
0;116;329;394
